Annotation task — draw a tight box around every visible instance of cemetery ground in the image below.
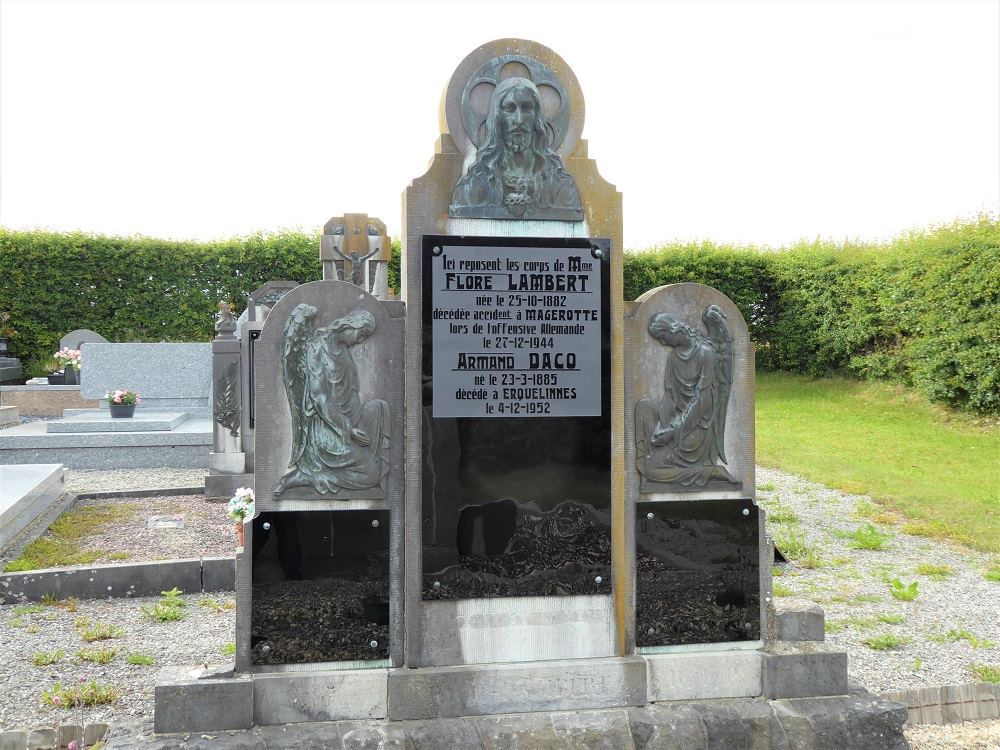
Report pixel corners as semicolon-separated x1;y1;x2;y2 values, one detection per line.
0;378;998;748
2;467;999;747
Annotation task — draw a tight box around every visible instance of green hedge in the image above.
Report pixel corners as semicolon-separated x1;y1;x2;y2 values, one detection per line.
627;215;1000;414
3;218;996;413
0;229;322;374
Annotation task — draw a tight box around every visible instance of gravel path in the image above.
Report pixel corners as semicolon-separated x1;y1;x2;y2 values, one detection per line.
0;466;998;746
757;467;1000;695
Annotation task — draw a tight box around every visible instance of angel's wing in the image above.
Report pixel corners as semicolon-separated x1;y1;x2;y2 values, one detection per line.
281;303;317;467
702;304;734;462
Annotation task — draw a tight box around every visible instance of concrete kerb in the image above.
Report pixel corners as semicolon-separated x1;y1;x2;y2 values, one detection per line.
0;556;235;604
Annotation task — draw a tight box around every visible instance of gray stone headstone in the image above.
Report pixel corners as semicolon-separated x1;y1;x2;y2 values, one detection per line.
80;343;212;413
60;328;108;351
627;283;755;499
253;280;404;513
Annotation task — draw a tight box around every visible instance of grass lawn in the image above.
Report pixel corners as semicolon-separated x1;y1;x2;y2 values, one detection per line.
756;372;1000;553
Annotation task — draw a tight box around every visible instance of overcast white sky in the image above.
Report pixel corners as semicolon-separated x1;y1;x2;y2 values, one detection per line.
1;0;997;250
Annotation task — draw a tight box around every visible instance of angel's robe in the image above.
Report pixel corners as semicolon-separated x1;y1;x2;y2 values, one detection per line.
276;325;390;496
635;337;737;488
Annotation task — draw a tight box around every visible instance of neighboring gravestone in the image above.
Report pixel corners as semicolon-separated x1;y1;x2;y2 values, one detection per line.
80;343;212;413
320;214;391;299
59;329;108;351
624;282;767;694
237;278;405;673
402;38;625;669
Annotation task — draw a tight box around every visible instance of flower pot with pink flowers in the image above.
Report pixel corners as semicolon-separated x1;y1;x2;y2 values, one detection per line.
105;388;141;418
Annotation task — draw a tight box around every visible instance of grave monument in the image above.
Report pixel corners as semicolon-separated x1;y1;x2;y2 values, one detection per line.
154;39;906;749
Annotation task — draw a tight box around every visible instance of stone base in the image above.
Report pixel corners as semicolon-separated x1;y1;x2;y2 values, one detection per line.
762;641;849;699
46;411;192;433
133;689;906;750
154;666;253;734
775;598;827;641
388;656;647;720
646;649;761;702
0;405;19;428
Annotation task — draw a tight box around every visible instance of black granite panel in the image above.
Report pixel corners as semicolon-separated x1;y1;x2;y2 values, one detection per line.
421;235;612;599
250;510;390;665
636;500;760;647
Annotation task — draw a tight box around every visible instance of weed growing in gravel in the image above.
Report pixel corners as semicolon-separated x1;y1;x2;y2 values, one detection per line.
928;628;996;648
74;618;125;642
863;634;911;650
757;482;776;492
800;550;826;569
42;680;119;707
914;563;953;580
76;646;116;664
912;657;923;671
27;624;39;633
13;604;46;615
199;598;235;613
221;643;237;655
825;621;845;634
762;502;799;525
877;614;905;624
32;650;65;666
773;529;814;560
41;594;79;611
772;582;794;597
852;594;883;605
890;578;919;601
845;523;894;551
984;562;1000;582
126;653;155;666
970;665;1000;683
844;617;879;631
141;588;189;622
108;552;132;561
8;618;23;628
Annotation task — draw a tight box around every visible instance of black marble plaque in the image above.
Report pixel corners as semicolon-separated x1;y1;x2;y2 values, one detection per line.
421;235;612;600
636;500;760;647
250;510;390;665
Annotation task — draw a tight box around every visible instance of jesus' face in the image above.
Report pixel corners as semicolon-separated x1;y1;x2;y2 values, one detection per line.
499;85;537;154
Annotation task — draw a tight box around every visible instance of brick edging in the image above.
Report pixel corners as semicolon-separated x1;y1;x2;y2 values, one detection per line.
881;681;1000;725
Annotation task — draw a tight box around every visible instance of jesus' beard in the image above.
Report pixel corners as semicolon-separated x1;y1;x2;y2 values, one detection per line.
504;130;530;154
